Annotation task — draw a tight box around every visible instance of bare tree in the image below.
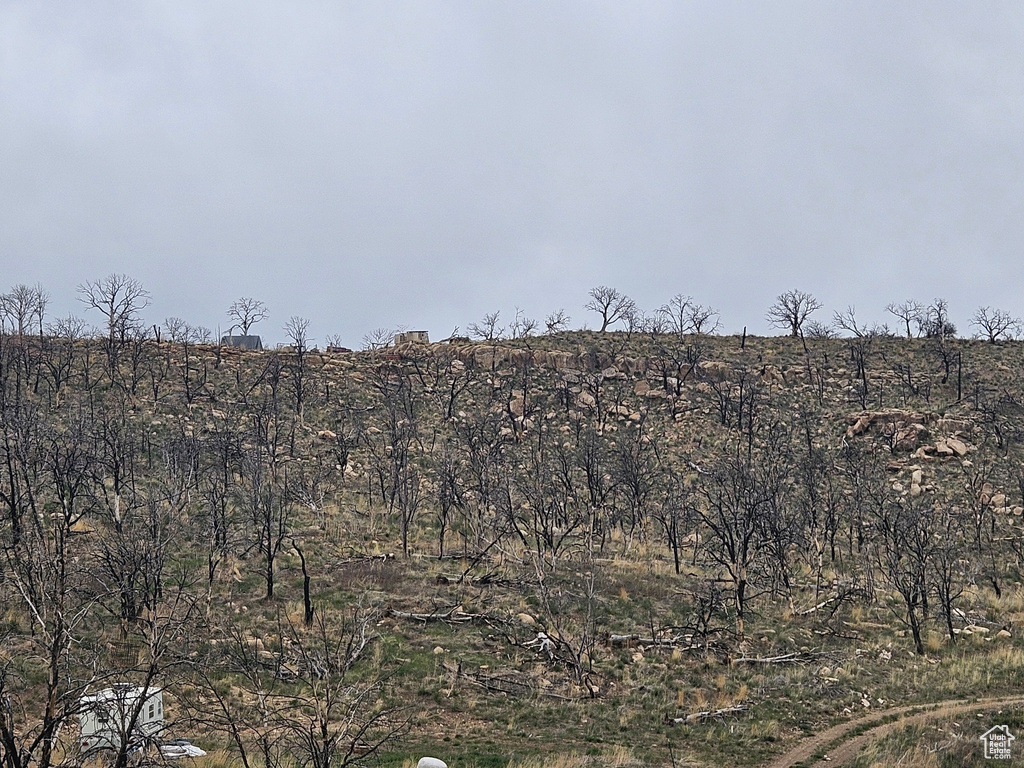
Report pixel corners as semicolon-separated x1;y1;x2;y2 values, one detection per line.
228;297;269;336
162;317;210;345
657;294;693;337
622;306;646;339
693;430;792;637
77;274;150;344
239;444;291;600
284;317;312;417
918;298;956;339
831;306;868;337
0;429;99;768
886;299;924;339
803;320;837;339
544;309;571;334
284;316;311;353
41;315;92;401
585;286;636;333
199;609;402;768
971;306;1021;343
657;294;721;337
508;307;538;339
0;283;48;337
468;311;504;341
686;303;721;335
766;290;822;337
871;497;932;655
360;328;394;351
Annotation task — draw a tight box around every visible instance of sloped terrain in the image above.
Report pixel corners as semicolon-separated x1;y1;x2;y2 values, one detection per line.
3;329;1024;768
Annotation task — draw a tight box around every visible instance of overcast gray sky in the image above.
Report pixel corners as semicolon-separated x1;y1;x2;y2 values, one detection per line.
3;1;1024;345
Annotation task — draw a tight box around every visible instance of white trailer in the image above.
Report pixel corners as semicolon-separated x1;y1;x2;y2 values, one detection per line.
79;685;164;754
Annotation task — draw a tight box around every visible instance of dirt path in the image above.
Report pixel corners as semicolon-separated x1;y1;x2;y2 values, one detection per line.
764;695;1024;768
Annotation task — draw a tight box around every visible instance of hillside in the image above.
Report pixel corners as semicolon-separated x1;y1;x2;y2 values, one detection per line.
3;329;1024;768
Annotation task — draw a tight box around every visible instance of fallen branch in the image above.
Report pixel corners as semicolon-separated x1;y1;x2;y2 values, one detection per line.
389;607;488;624
607;633;685;648
732;651;830;665
796;594;840;615
669;705;747;724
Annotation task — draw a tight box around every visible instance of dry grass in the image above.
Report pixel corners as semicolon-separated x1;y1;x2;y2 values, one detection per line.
506;745;641;768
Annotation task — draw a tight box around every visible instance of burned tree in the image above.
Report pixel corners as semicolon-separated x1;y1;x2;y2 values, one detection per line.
766;290;822;337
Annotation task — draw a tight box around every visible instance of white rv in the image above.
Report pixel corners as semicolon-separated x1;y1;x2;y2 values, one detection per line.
79;686;163;754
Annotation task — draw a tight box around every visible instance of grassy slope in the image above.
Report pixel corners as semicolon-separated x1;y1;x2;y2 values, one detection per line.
7;330;1024;768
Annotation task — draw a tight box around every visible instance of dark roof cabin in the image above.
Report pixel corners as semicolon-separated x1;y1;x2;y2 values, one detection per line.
221;334;263;350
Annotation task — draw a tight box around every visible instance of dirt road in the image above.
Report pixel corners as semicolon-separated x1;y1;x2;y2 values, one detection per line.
764;695;1024;767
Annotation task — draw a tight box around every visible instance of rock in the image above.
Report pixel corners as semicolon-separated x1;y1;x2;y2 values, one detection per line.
70;518;95;533
517;612;536;627
760;365;784;385
997;629;1012;638
934;440;954;456
576;392;596;408
701;361;732;382
946;437;968;456
432;646;446;655
910;484;922;496
992;493;1007;508
846;414;873;438
316;430;337;440
634;380;651;395
911;469;923;485
894;427;921;452
893;482;905;493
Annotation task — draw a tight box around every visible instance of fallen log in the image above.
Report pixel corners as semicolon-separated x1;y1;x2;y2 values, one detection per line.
389;607;488;623
607;633;686;648
731;651;830;665
668;705;747;724
795;594;839;615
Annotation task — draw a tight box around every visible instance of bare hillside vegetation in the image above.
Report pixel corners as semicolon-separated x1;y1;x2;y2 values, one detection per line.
4;329;1024;768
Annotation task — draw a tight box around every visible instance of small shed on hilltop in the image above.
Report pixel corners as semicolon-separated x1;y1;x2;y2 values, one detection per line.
394;330;429;345
221;334;263;350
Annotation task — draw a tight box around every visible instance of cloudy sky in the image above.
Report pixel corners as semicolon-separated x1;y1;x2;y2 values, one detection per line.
2;1;1024;345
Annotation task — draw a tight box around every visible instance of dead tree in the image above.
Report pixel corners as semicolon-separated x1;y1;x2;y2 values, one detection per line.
766;290;822;337
227;297;269;336
971;306;1021;343
886;299;924;339
585;286;636;333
